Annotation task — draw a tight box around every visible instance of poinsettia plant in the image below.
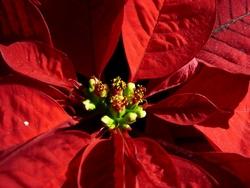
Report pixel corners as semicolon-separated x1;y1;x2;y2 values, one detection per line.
0;0;250;187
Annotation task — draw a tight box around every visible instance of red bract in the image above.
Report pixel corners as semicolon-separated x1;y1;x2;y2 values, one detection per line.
146;61;250;157
0;41;76;88
0;0;52;45
193;0;250;157
122;0;215;80
193;68;250;157
0;0;250;187
145;0;250;157
0;127;91;187
37;0;125;78
197;0;250;75
0;83;73;150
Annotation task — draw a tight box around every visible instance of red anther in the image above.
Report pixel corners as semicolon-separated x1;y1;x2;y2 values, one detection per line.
132;85;146;104
111;77;126;95
94;82;106;96
110;95;128;112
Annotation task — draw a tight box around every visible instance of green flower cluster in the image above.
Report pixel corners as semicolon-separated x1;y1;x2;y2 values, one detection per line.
82;76;146;130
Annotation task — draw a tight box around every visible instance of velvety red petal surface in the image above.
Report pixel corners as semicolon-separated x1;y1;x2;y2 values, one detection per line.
146;58;199;97
38;0;124;77
77;132;222;188
122;0;216;81
128;137;178;188
176;65;249;112
197;0;250;75
0;41;76;89
175;64;250;156
196;83;250;157
200;152;250;186
0;128;90;187
170;155;213;187
0;0;52;45
1;75;69;102
78;133;180;188
0;83;73;150
148;93;219;125
77;138;116;188
181;152;250;187
145;113;215;153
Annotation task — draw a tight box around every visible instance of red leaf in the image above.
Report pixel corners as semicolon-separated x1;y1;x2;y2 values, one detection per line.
146;58;199;97
122;0;216;81
38;0;124;77
197;0;250;75
174;64;250;156
78;134;179;188
0;83;74;150
145;114;215;153
113;131;125;188
195;83;250;157
200;152;250;186
170;155;213;187
0;41;76;89
0;75;68;101
77;138;116;188
0;128;90;187
169;152;249;187
176;64;250;111
0;0;52;45
130;138;178;187
148;93;219;125
145;114;176;143
157;142;249;187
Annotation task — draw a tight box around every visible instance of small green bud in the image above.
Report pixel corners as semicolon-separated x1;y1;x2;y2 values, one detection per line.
138;109;146;118
89;78;96;92
122;124;131;130
124;112;137;124
82;99;96;111
124;82;135;96
134;106;146;118
127;82;136;91
101;115;115;129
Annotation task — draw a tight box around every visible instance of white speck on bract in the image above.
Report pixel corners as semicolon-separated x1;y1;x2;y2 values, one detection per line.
23;121;29;126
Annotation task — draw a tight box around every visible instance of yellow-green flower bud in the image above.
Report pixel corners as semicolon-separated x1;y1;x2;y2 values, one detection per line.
122;124;131;130
89;78;96;92
134;106;146;118
124;82;136;96
124;112;137;124
101;115;115;129
82;99;96;111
